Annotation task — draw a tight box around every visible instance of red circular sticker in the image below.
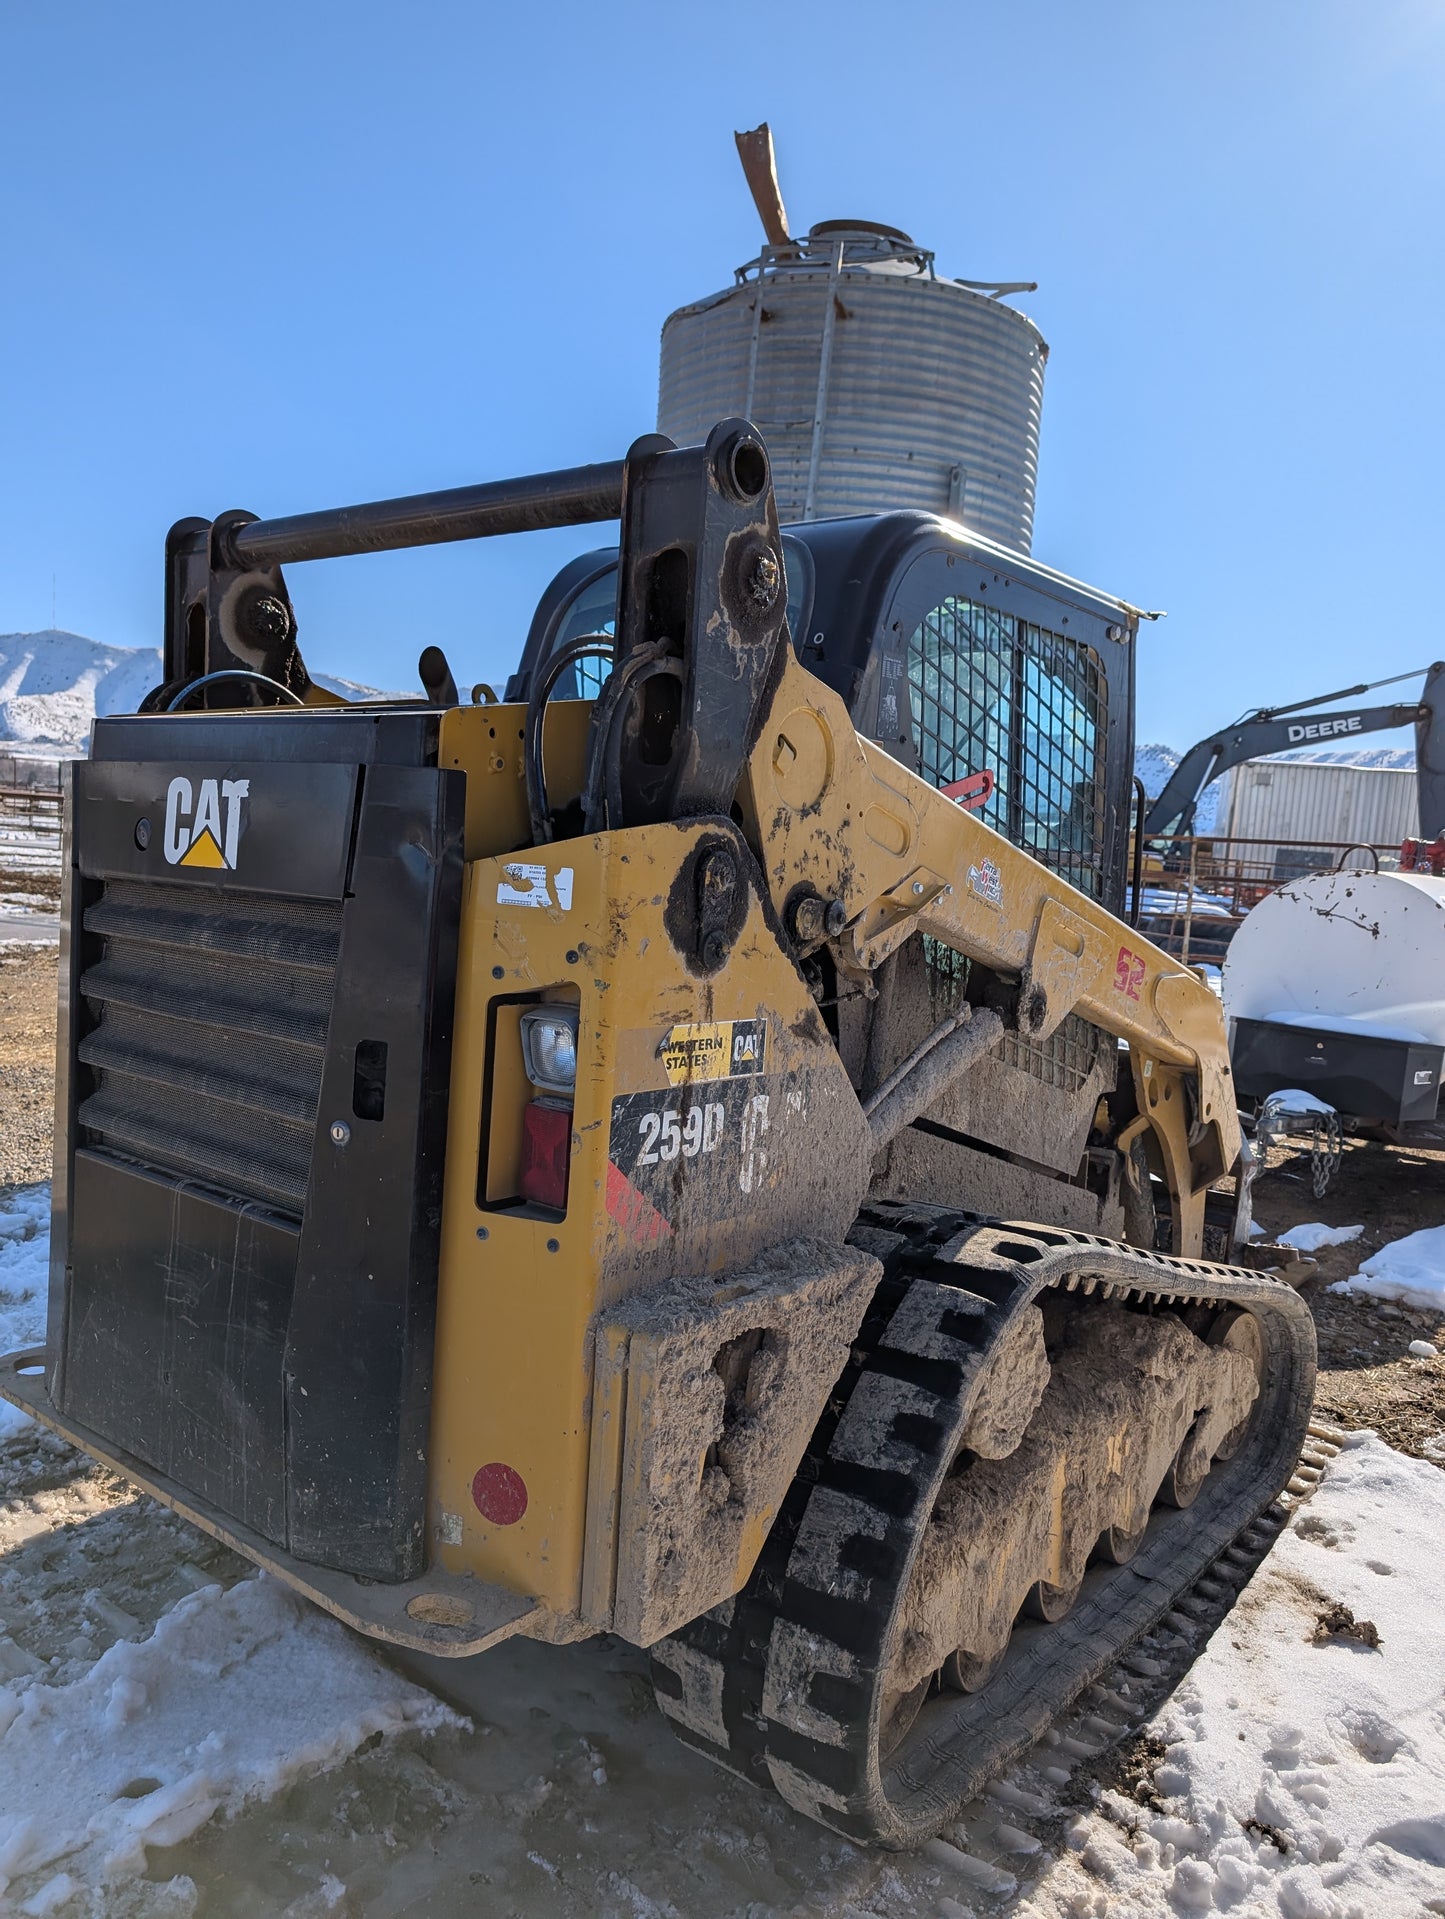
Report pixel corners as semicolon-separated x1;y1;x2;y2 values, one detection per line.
471;1462;528;1526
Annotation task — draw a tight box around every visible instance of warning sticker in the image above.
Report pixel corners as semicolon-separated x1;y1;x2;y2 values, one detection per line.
658;1018;767;1087
497;862;574;910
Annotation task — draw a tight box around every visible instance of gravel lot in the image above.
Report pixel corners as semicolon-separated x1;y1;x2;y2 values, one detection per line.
0;944;58;1187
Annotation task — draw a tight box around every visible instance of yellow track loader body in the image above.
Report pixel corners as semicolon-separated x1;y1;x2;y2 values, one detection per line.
1;422;1314;1846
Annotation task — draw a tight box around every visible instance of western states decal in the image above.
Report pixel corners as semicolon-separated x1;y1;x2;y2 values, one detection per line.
657;1017;767;1087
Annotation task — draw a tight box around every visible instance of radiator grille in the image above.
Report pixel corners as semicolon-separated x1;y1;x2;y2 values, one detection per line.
77;880;341;1215
995;1015;1108;1093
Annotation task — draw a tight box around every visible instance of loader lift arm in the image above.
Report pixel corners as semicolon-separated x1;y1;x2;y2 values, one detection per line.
158;416;1244;1259
1144;661;1445;840
734;649;1240;1253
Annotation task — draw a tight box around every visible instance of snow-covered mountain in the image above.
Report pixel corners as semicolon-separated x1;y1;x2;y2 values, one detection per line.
1134;742;1223;832
0;630;404;754
0;630;158;751
1280;743;1415;769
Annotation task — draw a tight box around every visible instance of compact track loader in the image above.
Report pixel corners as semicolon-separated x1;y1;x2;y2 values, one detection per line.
0;423;1315;1846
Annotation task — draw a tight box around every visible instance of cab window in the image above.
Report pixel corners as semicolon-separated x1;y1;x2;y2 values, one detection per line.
907;593;1107;899
547;568;619;699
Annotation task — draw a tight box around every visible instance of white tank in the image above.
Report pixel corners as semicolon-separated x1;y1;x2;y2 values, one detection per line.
1222;868;1445;1048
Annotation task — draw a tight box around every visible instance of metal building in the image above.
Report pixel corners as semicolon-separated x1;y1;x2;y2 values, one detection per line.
1217;758;1419;870
658;132;1047;551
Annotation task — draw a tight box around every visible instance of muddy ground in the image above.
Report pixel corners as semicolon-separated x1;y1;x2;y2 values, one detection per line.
2;945;1443;1915
0;945;59;1189
1241;1127;1445;1458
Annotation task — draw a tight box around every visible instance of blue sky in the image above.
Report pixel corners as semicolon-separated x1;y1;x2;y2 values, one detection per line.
2;0;1442;745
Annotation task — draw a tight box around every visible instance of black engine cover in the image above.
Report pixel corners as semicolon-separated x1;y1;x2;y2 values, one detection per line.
50;708;462;1581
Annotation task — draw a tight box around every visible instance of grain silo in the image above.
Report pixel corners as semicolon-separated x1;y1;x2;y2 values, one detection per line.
658;127;1048;550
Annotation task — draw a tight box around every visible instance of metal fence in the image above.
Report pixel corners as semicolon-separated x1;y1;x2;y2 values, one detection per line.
0;791;1409;943
1128;833;1401;965
0;755;64;792
0;782;64;882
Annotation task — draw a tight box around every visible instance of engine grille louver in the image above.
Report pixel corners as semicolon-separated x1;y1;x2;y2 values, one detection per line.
77;879;342;1215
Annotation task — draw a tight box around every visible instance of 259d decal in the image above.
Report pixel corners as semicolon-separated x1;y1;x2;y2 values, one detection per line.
606;1078;789;1240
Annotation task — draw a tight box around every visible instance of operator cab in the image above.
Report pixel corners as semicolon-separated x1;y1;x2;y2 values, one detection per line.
509;513;1139;916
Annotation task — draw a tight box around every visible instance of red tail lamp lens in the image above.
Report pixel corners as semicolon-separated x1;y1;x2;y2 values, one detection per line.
520;1097;572;1210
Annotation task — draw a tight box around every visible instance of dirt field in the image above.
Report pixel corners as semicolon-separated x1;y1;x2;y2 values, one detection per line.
1245;1131;1445;1459
0;944;59;1188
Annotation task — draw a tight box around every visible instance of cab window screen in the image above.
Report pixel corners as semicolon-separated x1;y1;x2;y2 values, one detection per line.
907;596;1107;899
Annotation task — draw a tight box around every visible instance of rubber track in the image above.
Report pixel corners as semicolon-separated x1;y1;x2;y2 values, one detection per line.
900;1419;1348;1902
650;1202;1318;1849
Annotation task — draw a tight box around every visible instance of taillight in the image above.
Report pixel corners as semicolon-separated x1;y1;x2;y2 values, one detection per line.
520;1096;572;1211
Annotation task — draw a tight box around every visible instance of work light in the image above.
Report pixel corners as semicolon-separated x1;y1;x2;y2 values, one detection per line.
520;1005;579;1094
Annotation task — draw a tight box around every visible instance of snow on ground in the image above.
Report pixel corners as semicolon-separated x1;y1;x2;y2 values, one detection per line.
4;1184;1445;1916
1277;1224;1364;1254
0;1186;47;1438
1330;1223;1445;1312
0;1578;463;1905
1027;1431;1445;1919
0;921;58;948
1127;884;1234;919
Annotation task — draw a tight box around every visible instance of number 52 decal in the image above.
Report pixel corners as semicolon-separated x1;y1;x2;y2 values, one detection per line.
1114;945;1146;1001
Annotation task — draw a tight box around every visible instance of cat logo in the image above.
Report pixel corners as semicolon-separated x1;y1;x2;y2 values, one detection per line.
730;1024;762;1072
163;775;249;870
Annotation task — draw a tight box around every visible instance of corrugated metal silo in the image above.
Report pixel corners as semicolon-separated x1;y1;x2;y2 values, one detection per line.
659;199;1047;550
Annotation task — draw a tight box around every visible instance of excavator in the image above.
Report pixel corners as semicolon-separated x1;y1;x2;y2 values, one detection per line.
1143;663;1445;842
0;423;1314;1848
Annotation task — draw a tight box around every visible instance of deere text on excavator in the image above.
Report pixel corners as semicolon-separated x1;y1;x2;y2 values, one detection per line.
0;422;1315;1847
